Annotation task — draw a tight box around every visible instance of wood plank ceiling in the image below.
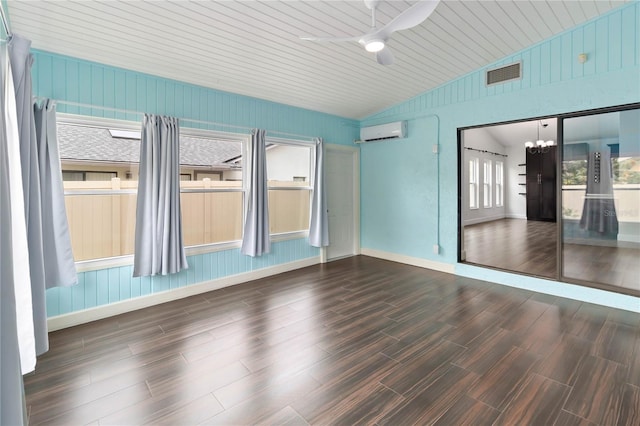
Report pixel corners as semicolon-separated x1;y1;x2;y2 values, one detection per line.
7;0;628;119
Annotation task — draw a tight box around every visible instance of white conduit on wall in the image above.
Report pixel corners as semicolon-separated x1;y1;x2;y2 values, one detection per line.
362;112;442;253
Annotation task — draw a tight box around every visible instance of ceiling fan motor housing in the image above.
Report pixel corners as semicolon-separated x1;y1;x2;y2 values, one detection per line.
363;0;381;11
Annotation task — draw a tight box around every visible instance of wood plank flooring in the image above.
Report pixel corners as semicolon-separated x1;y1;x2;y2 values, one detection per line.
25;256;640;425
464;218;558;278
463;218;640;293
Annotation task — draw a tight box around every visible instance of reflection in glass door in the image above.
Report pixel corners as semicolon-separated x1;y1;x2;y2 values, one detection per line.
561;107;640;294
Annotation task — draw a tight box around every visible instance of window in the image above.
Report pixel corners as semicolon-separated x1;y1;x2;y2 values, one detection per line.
266;140;313;234
58;114;313;264
58;114;248;263
194;171;222;181
62;170;118;182
469;157;479;209
495;161;503;207
58;116;140;262
179;132;245;246
483;160;492;208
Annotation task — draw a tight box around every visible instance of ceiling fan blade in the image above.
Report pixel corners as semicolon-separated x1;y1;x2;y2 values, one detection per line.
378;0;440;38
300;35;361;43
375;47;394;65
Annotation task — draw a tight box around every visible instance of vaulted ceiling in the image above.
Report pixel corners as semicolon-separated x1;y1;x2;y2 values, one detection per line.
7;0;628;119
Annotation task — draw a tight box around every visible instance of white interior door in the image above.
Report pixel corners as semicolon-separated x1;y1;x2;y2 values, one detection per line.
325;146;359;261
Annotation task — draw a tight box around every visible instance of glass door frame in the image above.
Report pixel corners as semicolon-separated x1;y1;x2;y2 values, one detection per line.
457;114;560;280
557;102;640;297
457;102;640;298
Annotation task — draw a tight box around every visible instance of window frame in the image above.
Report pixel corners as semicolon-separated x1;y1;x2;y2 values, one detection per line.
58;114;254;271
62;170;119;182
264;136;316;237
483;159;493;208
495;160;504;207
177;126;248;250
469;157;479;210
458;103;640;298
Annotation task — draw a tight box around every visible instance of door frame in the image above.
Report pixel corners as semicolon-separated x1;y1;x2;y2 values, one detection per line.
322;144;360;263
457;114;560;274
457;102;640;297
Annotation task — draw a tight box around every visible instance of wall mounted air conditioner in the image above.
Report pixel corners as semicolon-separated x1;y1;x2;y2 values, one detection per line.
358;121;407;143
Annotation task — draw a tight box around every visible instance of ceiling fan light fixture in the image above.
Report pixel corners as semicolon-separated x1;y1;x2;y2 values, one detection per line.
302;0;440;64
364;39;385;52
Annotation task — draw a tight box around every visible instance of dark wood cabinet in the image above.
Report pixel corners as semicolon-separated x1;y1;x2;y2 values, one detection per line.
526;146;556;221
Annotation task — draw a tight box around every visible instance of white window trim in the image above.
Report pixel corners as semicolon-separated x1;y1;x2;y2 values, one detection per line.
60;114;315;269
58;113;143;132
469;157;479;210
265;136;315;233
265;136;315;189
495;160;504;207
483;159;492;208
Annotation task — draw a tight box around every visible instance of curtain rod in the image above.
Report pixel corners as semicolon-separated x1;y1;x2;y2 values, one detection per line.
464;146;508;157
0;4;11;39
48;99;315;140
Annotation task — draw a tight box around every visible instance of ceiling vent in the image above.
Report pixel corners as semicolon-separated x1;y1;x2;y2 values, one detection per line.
486;62;521;86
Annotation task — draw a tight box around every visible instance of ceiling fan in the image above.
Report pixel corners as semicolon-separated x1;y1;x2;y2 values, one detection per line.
300;0;440;65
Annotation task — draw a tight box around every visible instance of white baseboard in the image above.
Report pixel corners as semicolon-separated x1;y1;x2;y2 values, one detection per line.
360;248;455;274
48;256;321;331
506;214;527;220
464;214;506;226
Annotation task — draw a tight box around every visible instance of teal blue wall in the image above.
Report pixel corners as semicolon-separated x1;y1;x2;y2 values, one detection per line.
360;2;639;267
31;51;359;317
31;50;359;142
32;2;640;316
46;240;318;317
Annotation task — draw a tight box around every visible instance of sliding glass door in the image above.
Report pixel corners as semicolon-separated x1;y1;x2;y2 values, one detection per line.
561;106;640;294
459;104;639;295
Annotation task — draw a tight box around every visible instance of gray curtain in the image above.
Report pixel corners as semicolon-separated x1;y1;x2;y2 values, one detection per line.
9;34;48;356
133;114;188;277
1;40;30;426
309;137;329;247
241;128;270;256
580;148;619;236
34;99;78;288
0;117;28;426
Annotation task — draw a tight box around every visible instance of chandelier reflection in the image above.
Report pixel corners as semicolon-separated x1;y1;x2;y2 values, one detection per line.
525;121;555;154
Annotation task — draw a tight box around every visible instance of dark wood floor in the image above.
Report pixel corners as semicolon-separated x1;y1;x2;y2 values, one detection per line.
464;219;557;278
464;218;640;293
563;243;640;292
25;256;640;425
